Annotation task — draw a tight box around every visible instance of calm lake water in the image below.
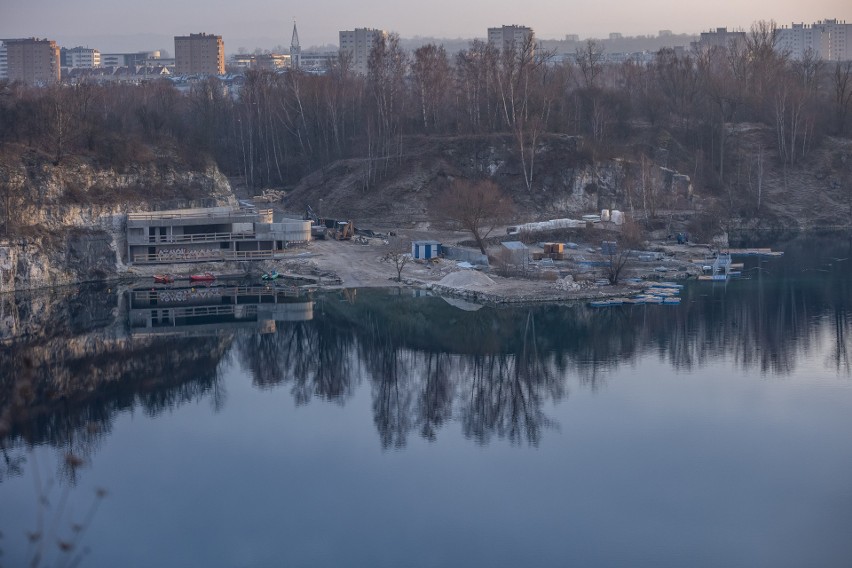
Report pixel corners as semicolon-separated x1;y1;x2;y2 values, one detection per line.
2;237;852;567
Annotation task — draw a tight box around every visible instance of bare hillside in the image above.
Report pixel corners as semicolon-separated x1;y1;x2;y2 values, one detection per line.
281;130;852;233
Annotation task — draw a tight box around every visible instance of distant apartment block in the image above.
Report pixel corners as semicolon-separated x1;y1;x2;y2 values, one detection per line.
101;50;162;67
609;33;623;40
174;33;224;75
4;37;60;84
231;53;290;71
298;51;338;74
126;206;311;265
696;27;746;50
61;46;101;69
777;19;852;61
339;28;386;75
0;41;8;80
564;34;579;42
488;25;534;52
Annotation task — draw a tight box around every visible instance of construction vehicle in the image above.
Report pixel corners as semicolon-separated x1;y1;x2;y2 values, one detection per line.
304;205;326;239
329;220;354;241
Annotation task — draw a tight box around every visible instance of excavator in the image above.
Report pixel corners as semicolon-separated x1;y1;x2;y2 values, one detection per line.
328;220;354;241
305;205;353;241
304;205;327;240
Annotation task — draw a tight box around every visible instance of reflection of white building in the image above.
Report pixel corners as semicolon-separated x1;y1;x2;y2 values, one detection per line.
339;28;386;75
128;286;314;337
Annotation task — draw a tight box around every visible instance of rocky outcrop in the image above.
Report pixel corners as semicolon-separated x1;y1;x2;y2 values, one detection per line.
1;158;236;292
283;134;694;226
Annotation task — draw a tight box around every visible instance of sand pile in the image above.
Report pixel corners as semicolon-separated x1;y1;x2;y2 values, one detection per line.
437;270;495;290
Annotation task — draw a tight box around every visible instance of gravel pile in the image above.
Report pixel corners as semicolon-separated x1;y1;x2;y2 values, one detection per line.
437;270;495;290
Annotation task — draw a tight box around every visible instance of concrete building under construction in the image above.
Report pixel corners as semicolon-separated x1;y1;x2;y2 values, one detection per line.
126;206;311;264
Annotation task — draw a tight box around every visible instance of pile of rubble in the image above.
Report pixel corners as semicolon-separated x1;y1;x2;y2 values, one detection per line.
555;275;582;291
253;189;286;203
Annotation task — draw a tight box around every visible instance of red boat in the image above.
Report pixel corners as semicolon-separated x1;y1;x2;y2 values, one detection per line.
153;274;174;284
189;273;216;282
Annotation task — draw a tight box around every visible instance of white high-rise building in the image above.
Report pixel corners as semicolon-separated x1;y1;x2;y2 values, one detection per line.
64;46;101;68
776;19;852;61
696;27;747;50
488;25;534;52
819;19;852;61
338;28;386;75
776;23;819;59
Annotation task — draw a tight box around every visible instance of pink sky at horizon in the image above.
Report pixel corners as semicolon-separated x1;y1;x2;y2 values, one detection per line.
1;0;849;52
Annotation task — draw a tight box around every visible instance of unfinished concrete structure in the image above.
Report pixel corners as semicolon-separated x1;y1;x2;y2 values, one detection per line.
126;206;311;264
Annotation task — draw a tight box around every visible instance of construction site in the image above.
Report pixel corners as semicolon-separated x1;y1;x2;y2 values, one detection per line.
119;197;788;305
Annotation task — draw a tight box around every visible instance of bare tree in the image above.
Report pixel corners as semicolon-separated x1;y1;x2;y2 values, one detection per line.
699;46;742;182
0;154;24;237
411;44;451;132
367;33;408;181
653;48;700;129
750;146;766;212
435;179;513;255
454;40;500;133
492;33;556;191
382;239;413;282
604;219;643;284
574;40;605;89
833;61;852;136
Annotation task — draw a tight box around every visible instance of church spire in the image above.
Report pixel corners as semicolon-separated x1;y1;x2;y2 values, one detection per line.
290;19;301;69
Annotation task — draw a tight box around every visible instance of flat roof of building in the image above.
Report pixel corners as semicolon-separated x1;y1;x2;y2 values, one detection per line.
127;206;262;222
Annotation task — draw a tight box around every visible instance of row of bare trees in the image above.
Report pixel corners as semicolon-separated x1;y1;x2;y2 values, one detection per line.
1;23;851;197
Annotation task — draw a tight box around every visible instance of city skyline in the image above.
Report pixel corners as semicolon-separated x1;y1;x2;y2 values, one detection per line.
1;0;850;54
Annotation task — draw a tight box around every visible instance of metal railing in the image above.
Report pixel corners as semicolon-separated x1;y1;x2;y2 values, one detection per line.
132;249;289;264
128;208;271;222
152;305;259;319
132;286;302;302
128;231;257;245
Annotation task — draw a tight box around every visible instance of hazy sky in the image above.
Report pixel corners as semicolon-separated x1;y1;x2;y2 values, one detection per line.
1;0;850;53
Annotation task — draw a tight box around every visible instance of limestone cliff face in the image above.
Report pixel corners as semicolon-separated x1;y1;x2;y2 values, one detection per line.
0;159;236;292
284;134;694;225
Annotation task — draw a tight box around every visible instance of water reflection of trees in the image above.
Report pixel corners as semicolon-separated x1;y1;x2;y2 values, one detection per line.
235;300;569;448
236;318;359;404
5;237;852;456
236;238;852;447
0;283;231;481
